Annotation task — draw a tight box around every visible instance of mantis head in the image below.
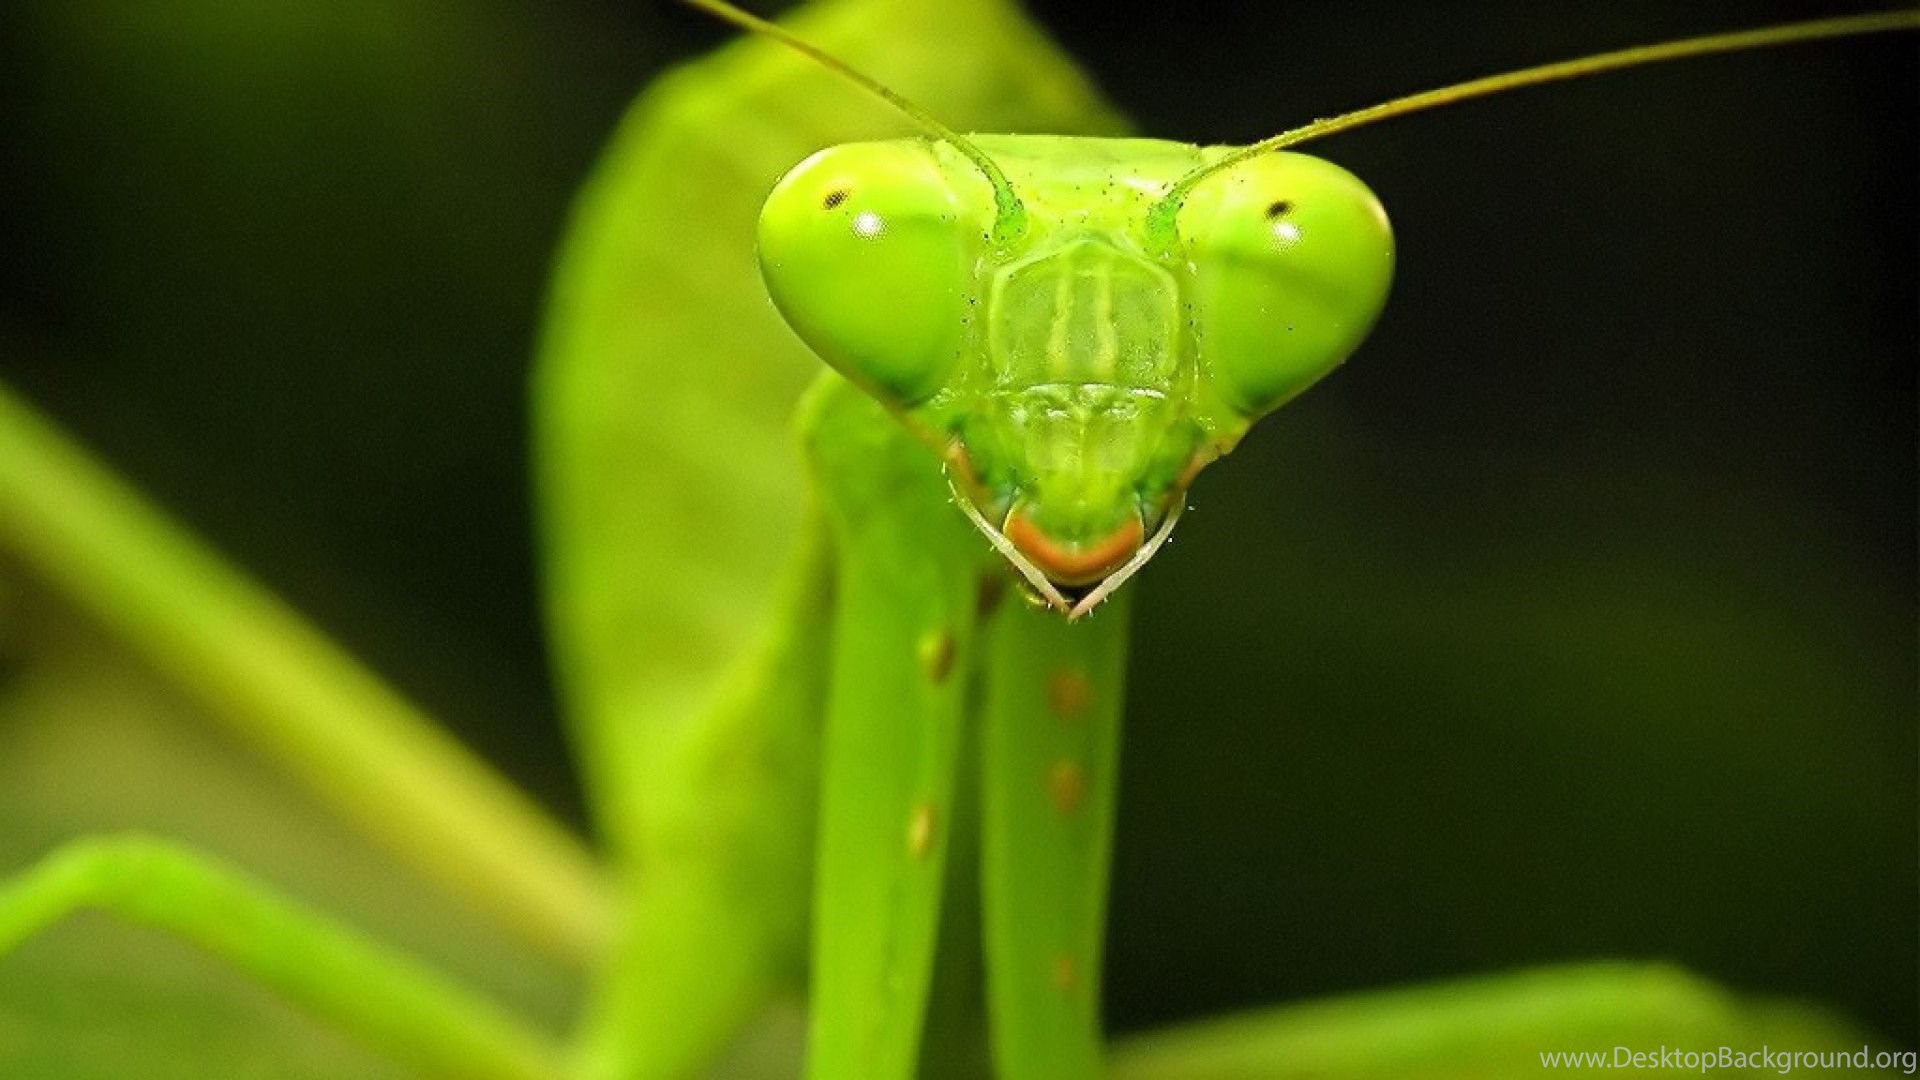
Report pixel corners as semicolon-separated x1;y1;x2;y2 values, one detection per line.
696;0;1918;617
757;137;1394;616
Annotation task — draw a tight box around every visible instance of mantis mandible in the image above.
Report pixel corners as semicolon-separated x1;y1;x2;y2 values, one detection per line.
0;0;1910;1077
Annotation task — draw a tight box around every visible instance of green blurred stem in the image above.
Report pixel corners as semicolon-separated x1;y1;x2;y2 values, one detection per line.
0;836;566;1080
1108;963;1874;1079
0;381;608;963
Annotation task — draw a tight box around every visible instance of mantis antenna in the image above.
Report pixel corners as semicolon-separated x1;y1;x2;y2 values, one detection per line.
1147;9;1920;241
681;0;1029;241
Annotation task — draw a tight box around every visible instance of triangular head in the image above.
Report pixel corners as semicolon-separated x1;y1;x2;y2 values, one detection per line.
759;135;1393;615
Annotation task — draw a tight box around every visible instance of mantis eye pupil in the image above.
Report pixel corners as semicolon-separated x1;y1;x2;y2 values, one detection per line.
822;188;849;210
1264;199;1293;220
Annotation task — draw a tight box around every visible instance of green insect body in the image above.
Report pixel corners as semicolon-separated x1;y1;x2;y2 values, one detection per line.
0;1;1913;1078
536;2;1131;1076
728;27;1394;1078
556;4;1915;1073
702;17;1393;1071
750;122;1390;1080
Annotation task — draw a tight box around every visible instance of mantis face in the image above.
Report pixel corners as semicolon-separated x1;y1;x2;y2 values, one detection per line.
758;135;1394;612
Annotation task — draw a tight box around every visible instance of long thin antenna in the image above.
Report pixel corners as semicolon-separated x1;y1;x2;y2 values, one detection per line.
682;0;1027;240
1148;9;1920;241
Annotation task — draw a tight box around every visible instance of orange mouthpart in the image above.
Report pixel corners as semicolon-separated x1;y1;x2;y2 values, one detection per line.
1004;508;1145;587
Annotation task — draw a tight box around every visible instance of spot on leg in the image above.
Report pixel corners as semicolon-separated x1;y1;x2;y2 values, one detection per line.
976;573;1007;622
918;628;956;684
1047;758;1086;815
1047;668;1091;721
1051;952;1078;994
907;803;937;859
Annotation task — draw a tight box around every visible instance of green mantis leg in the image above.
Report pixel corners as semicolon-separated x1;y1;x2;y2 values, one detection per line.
803;377;988;1080
979;593;1131;1080
0;836;564;1080
915;708;991;1080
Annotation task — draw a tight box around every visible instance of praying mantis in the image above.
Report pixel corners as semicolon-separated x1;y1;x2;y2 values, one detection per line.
0;0;1913;1077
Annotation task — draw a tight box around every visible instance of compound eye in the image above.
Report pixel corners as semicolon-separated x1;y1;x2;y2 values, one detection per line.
757;142;984;405
1181;152;1395;418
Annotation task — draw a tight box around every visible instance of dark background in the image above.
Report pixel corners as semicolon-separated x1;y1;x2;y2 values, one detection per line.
2;0;1913;1049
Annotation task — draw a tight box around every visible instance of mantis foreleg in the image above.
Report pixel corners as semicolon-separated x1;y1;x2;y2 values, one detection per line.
980;593;1130;1080
804;377;989;1079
